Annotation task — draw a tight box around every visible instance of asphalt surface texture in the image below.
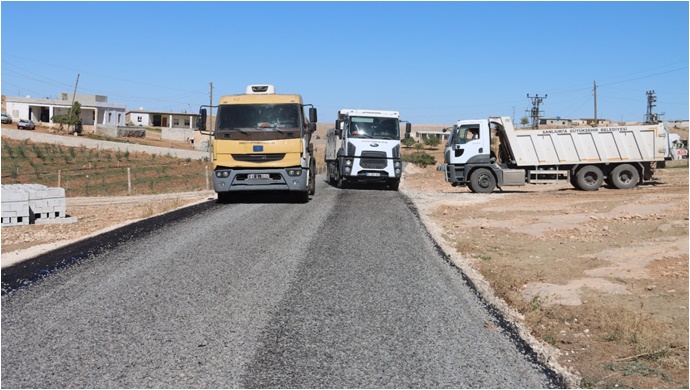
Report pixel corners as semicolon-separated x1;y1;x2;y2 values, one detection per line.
1;178;561;388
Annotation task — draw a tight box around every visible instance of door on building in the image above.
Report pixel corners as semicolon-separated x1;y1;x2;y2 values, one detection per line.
40;107;50;122
162;116;168;127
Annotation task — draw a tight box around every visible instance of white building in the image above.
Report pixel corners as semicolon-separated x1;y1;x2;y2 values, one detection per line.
125;110;198;130
4;93;126;127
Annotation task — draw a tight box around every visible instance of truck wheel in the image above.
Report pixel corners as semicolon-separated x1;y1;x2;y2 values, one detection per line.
468;168;496;193
335;164;345;189
609;164;639;189
295;191;309;203
327;163;337;185
308;165;316;195
570;175;582;190
575;165;603;191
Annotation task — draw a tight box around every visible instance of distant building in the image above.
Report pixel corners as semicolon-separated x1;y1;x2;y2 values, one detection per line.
4;93;126;126
539;118;574;127
414;125;451;141
538;117;611;127
580;118;611;127
125;110;198;130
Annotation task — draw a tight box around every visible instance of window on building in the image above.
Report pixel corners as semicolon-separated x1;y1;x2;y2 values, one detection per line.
137;116;142;122
184;119;190;126
173;119;180;126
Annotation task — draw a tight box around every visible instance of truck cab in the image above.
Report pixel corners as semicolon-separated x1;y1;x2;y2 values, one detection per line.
444;120;492;166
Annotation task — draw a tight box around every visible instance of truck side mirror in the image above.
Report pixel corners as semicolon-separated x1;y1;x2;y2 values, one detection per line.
405;122;411;139
309;107;317;123
335;120;343;138
197;108;207;131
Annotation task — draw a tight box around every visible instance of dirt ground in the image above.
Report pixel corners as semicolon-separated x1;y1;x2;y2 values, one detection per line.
1;126;688;388
401;154;688;388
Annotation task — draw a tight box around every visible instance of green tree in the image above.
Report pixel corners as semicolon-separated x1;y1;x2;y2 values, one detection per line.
401;137;416;148
520;117;530;127
52;101;83;134
423;135;441;150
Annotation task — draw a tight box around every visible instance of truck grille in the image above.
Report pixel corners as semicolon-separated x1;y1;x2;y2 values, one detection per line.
232;154;285;163
360;151;387;169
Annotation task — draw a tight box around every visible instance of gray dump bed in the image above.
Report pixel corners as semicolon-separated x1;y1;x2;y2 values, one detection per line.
492;116;668;167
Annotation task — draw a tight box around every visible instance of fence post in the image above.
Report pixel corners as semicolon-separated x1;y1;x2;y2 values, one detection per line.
205;165;210;190
57;170;61;188
127;167;132;195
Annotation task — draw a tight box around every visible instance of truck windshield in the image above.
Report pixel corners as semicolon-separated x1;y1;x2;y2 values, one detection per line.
349;116;399;139
215;104;303;140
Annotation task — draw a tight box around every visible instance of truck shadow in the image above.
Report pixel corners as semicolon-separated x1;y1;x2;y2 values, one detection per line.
216;191;310;204
321;178;393;191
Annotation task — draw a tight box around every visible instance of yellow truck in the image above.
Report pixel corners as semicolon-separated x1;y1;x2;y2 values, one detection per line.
197;84;318;202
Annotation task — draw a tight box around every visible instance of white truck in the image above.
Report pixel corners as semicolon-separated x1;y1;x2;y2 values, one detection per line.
325;109;411;190
668;133;688;160
444;116;672;193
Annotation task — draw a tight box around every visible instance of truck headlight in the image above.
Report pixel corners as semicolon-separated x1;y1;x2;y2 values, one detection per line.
394;161;401;168
287;169;302;176
344;166;351;174
345;159;353;166
215;171;231;178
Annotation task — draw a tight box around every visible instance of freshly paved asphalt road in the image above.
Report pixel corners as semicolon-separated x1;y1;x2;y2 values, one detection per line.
1;179;560;388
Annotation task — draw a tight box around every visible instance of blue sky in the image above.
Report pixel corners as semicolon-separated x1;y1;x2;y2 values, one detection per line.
2;1;688;124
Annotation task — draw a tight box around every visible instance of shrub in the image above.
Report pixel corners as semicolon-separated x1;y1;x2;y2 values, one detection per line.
403;151;436;168
401;137;416;148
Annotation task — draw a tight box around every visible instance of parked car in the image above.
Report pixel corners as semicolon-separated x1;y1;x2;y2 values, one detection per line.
17;119;36;130
1;113;12;124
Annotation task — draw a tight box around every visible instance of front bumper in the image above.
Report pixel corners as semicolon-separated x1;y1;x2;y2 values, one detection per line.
213;167;308;192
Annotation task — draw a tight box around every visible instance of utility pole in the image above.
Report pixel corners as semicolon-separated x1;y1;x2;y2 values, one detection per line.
67;74;80;134
208;82;213;161
593;80;597;126
644;90;664;124
526;93;547;129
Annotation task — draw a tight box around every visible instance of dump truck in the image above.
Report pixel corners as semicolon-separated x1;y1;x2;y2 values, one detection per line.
325;109;410;190
197;84;318;202
444;116;671;193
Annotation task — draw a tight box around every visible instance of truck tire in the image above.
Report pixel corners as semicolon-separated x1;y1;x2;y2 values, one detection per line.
609;164;639;189
569;176;582;190
335;163;346;189
295;191;309;203
327;162;337;185
308;164;316;195
468;168;496;193
575;165;603;191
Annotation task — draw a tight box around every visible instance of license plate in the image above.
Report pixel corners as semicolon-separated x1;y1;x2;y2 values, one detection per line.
248;173;270;179
365;172;381;177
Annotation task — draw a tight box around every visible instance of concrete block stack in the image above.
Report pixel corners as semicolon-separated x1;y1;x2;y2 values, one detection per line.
1;187;30;226
1;184;75;227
